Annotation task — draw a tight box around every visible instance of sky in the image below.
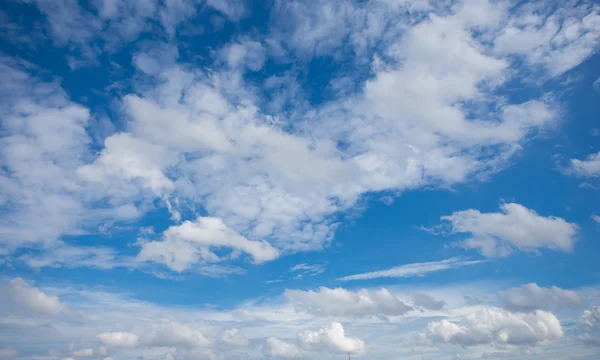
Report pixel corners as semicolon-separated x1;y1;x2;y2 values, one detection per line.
0;0;599;359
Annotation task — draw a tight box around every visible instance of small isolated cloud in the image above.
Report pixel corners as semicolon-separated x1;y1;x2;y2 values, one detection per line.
285;287;412;317
136;217;279;272
222;328;249;346
338;257;483;281
424;307;563;347
441;203;578;257
263;337;302;359
592;215;600;224
567;152;600;177
290;263;326;278
299;322;365;355
97;332;140;347
9;278;66;314
498;283;580;311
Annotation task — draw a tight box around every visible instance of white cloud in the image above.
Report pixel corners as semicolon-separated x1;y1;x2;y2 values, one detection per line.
441;203;578;257
9;278;65;314
0;348;17;360
136;216;279;272
285;287;412;318
290;263;326;278
568;152;600;177
1;0;597;283
71;348;95;357
97;332;140;347
299;322;366;355
424;307;563;347
231;309;263;322
498;283;580;311
263;337;302;359
222;328;249;346
579;306;600;330
145;322;211;348
338;257;483;281
493;1;600;76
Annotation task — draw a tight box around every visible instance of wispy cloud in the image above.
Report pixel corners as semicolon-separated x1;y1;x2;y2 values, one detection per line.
338;257;484;281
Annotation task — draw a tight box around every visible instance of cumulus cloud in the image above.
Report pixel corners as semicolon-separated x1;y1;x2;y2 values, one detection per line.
2;0;593;275
222;328;249;346
299;322;365;355
440;203;578;257
424;307;563;347
145;322;211;348
97;332;140;348
285;287;412;317
338;257;483;281
263;337;302;359
136;217;279;272
579;306;600;330
498;283;580;311
9;278;65;314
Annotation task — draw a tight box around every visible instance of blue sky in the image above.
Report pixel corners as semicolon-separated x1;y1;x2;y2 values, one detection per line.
1;0;600;359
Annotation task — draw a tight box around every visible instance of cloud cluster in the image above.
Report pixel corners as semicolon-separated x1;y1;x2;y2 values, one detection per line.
4;0;595;274
424;307;563;347
285;287;412;318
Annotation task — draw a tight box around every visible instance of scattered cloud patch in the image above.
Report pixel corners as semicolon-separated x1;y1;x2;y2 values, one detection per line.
285;287;412;318
441;203;578;257
338;257;483;281
498;283;580;311
9;278;65;314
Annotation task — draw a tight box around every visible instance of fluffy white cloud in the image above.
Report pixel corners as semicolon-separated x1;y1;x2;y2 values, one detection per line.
9;278;65;314
498;283;580;311
97;332;140;348
299;322;366;355
339;257;483;281
285;287;412;317
145;322;211;348
441;203;578;257
263;338;302;359
493;1;600;75
424;307;563;347
222;328;249;346
136;217;279;272
579;306;600;330
568;152;600;177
